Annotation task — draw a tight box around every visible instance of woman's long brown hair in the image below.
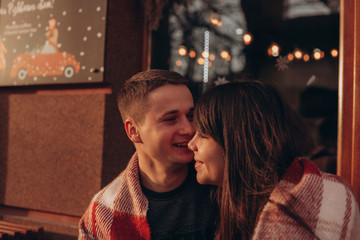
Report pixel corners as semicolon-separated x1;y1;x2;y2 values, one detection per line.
194;81;313;240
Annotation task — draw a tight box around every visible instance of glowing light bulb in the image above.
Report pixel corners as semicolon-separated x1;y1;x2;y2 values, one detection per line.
202;51;209;58
303;54;310;62
294;49;303;59
330;49;338;58
320;51;325;58
287;53;294;61
189;50;196;58
268;43;280;57
175;60;182;67
220;50;230;59
178;46;187;56
210;12;222;26
236;28;243;35
243;33;253;45
197;57;205;65
313;48;322;60
313;52;321;60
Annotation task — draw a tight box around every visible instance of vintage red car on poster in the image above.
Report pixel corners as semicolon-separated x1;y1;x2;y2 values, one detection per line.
10;45;80;81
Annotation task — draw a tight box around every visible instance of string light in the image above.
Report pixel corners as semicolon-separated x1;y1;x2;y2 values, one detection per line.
203;30;210;83
182;28;338;70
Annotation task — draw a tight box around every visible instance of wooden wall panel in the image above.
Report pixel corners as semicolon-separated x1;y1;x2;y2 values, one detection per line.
3;94;105;216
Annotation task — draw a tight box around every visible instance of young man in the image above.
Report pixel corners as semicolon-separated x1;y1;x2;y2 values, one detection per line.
78;70;216;240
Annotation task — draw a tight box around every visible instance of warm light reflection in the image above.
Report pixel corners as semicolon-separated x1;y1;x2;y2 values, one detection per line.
331;49;338;57
209;54;216;61
178;46;187;56
243;33;252;45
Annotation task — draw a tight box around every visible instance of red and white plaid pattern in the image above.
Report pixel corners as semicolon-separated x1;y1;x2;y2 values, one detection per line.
78;153;151;240
252;158;360;240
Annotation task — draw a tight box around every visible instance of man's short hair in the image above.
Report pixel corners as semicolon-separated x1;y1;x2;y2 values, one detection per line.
117;69;189;123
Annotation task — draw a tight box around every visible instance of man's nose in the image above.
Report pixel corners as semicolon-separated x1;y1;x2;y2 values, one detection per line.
179;117;194;136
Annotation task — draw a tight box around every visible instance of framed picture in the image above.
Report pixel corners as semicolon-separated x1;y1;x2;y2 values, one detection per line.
0;0;107;86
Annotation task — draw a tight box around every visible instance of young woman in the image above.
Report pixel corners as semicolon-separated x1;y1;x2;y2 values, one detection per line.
188;80;360;240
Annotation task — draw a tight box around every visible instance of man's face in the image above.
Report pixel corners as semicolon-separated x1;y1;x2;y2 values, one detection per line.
136;84;195;167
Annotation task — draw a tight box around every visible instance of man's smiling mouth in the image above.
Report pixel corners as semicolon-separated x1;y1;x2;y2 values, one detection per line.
173;143;188;147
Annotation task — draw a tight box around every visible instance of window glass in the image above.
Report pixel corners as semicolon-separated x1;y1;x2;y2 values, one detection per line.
151;0;340;173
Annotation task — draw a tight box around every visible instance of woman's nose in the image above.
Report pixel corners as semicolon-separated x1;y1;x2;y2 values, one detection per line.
188;135;197;151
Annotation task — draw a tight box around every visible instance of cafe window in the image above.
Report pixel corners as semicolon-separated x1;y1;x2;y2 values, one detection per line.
150;0;340;173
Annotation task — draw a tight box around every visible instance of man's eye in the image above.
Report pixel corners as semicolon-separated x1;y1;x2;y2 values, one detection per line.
187;113;194;121
164;117;176;122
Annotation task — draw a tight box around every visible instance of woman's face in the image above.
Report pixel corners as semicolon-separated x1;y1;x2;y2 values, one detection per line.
188;132;225;186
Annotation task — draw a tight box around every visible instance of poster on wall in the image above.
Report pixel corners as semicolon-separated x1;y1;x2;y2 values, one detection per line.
0;0;107;86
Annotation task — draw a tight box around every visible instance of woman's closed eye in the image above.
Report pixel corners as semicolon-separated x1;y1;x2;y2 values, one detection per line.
196;131;208;139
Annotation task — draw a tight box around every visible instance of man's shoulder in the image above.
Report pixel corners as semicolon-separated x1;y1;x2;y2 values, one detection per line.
91;153;140;206
88;171;126;209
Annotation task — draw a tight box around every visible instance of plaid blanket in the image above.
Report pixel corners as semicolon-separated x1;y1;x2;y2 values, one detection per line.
253;158;360;240
78;153;151;240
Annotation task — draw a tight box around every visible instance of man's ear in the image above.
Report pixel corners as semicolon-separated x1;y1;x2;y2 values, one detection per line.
124;119;142;143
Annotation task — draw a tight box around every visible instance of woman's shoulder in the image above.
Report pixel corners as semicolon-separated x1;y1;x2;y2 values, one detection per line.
253;158;360;239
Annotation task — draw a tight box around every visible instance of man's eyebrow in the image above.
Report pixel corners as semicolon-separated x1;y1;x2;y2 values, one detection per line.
159;110;179;118
160;107;194;117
